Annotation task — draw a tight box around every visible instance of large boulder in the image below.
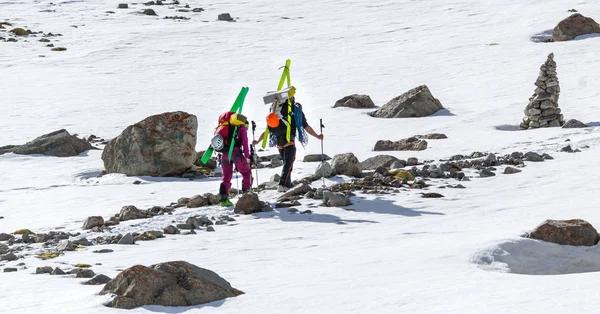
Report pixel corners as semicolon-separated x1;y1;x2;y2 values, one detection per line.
374;137;427;151
101;111;197;177
361;155;403;170
527;219;600;246
552;13;600;42
370;85;443;118
333;94;375;109
2;129;92;157
331;153;362;177
100;261;243;309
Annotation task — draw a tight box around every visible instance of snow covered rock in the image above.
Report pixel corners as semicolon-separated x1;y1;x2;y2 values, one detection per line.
562;119;588;128
314;162;333;179
82;216;104;230
101;111;197;177
333;94;375;108
323;191;351;207
374;137;427;151
234;193;262;214
527;219;600;246
370;85;443;118
1;129;93;157
100;261;244;309
520;53;564;129
331;153;362;177
552;13;600;42
361;155;403;170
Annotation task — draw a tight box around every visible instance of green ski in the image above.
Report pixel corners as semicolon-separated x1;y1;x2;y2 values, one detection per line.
200;87;249;164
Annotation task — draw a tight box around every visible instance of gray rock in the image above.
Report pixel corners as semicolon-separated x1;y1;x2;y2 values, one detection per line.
303;154;331;162
84;274;112;285
552;13;600;42
269;159;283;168
374;137;427;151
3;268;17;273
0;233;11;241
36;266;53;274
1;253;18;261
562;119;588;128
101;261;243;309
331;153;362;177
93;249;114;253
480;169;496;177
203;193;220;205
118;3;128;9
143;9;157;15
8;129;93;157
277;183;312;201
314;162;333;179
322;191;351;207
234;193;262;214
406;157;419;166
118;233;135;245
0;244;7;254
163;225;180;235
101;111;197;177
206;226;215;232
177;224;194;230
361;155;402;170
218;13;234;21
416;133;448;140
187;195;208;208
76;269;96;278
270;173;281;182
333;94;375;109
524;152;544;162
198;216;213;226
57;240;76;252
51;267;66;275
504;167;522;174
82;216;104;230
119;206;146;221
186;217;200;229
370;85;444;118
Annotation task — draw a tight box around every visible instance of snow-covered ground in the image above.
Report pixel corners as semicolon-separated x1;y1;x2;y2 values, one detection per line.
3;0;600;313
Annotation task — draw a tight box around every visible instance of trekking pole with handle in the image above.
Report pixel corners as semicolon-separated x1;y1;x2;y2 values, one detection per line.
250;121;260;188
320;119;326;188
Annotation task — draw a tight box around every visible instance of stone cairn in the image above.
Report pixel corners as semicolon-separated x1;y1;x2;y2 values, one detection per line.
520;53;565;129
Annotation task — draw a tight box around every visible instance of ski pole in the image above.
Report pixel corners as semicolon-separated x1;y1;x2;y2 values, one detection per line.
251;121;259;188
320;119;325;188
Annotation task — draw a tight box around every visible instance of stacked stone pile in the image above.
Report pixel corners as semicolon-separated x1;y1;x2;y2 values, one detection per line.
520;53;565;129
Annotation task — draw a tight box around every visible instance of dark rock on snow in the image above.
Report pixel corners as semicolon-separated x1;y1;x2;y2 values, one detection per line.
0;129;92;157
100;261;243;309
527;219;600;246
374;137;427;151
333;94;375;109
552;13;600;42
101;111;197;177
370;85;444;118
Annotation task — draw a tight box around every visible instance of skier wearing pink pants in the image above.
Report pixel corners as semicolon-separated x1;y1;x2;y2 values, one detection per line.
219;124;253;206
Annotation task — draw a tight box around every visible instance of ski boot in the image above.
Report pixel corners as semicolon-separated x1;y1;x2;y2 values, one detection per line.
219;194;234;207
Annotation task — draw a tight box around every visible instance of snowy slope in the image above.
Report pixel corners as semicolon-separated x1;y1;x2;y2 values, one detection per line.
3;0;600;313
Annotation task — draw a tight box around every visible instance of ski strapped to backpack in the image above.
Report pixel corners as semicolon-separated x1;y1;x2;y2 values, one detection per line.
200;87;249;164
261;59;291;149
